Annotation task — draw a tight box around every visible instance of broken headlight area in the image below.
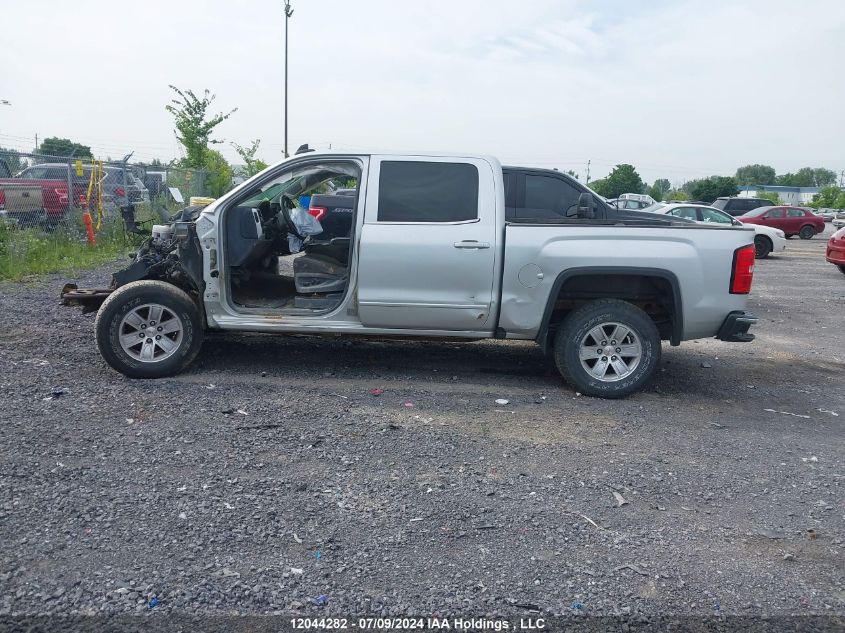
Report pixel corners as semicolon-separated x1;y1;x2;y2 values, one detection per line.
61;208;206;313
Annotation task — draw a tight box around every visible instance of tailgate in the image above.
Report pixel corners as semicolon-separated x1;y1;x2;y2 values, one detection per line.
0;183;44;213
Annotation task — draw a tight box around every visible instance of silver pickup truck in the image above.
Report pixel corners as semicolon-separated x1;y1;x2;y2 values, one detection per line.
63;151;758;398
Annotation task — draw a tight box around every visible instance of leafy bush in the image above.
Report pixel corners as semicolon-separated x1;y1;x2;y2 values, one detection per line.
0;215;127;281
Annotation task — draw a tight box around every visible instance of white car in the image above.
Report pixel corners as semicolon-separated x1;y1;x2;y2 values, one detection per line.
646;203;786;259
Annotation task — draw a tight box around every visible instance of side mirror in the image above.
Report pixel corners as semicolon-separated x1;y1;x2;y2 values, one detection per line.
577;192;595;219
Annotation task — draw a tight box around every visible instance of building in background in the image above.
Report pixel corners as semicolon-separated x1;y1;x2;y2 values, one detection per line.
737;185;819;205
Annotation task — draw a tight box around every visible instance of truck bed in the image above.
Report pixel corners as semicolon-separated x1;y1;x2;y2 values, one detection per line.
499;221;756;341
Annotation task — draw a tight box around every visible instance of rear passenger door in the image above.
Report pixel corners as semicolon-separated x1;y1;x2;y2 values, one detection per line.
761;207;785;229
356;157;498;331
785;208;806;233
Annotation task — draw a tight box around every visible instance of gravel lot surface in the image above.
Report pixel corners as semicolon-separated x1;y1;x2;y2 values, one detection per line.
0;225;842;620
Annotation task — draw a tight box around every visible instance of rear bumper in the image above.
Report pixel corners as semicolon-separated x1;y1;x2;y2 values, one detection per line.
716;310;757;343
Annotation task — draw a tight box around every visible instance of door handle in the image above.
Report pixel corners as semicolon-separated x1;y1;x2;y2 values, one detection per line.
454;240;491;249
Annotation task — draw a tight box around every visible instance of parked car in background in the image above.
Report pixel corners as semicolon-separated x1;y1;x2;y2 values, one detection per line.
0;158;11;179
0;163;88;225
737;206;825;239
826;226;845;274
712;197;773;217
307;188;356;240
607;193;656;210
647;203;786;258
815;208;836;222
103;166;150;207
832;210;845;230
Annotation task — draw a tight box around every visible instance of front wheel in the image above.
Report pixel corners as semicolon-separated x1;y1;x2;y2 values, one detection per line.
553;299;661;399
754;235;772;259
95;280;204;378
799;225;815;239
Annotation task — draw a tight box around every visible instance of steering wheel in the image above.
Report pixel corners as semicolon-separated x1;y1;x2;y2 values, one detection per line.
279;194;304;240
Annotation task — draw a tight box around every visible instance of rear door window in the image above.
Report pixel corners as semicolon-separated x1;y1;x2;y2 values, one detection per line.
520;174;581;219
786;208;805;217
377;161;478;222
668;207;698;221
764;208;785;218
700;208;732;224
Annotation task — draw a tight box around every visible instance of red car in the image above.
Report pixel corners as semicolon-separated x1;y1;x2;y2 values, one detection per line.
737;205;825;239
827;226;845;274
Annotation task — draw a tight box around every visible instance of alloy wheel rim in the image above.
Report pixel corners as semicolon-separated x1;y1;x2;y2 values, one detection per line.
118;303;184;363
578;321;642;382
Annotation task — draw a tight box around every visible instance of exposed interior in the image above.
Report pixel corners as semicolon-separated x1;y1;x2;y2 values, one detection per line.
223;160;360;312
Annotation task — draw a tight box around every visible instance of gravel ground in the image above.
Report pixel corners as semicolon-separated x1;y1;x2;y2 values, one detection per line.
0;225;842;620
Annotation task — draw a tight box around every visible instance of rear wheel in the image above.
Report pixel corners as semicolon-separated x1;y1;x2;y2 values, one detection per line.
839;265;845;275
799;225;815;240
553;299;661;399
95;280;204;378
754;235;772;259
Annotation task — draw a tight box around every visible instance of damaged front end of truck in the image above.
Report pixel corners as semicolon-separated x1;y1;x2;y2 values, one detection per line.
61;206;206;313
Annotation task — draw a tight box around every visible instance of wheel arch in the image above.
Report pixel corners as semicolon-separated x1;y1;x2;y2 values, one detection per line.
536;267;683;351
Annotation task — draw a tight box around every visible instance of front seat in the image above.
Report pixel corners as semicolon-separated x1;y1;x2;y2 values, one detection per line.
293;237;350;294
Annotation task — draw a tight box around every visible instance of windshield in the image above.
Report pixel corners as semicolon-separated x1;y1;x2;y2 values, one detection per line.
18;166;67;180
239;164;360;208
740;207;769;218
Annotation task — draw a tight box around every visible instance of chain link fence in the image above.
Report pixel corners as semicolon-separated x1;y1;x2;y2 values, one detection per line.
0;149;210;280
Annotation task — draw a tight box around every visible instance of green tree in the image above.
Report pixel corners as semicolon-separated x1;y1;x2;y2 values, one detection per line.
809;186;845;209
811;168;837;187
646;178;671;202
646;184;663;202
777;167;837;187
653;178;671;194
592;164;644;199
37;137;92;158
232;139;269;179
565;169;579;181
664;189;688;201
756;190;782;205
735;164;776;185
166;85;237;169
689;176;738;203
588;178;609;197
204;149;233;198
0;147;28;173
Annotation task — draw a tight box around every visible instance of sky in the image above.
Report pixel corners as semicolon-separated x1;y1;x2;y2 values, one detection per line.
1;0;843;185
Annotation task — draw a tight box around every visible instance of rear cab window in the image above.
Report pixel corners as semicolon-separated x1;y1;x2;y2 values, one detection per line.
377;161;478;222
503;169;605;221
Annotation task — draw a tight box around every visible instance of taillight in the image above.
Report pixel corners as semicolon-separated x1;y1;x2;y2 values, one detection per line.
730;244;755;294
114;187;126;197
308;206;327;221
0;190;5;206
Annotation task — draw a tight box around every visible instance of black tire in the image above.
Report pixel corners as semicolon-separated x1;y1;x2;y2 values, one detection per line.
839;265;845;275
799;225;815;240
95;280;204;378
754;235;772;259
553;299;661;399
